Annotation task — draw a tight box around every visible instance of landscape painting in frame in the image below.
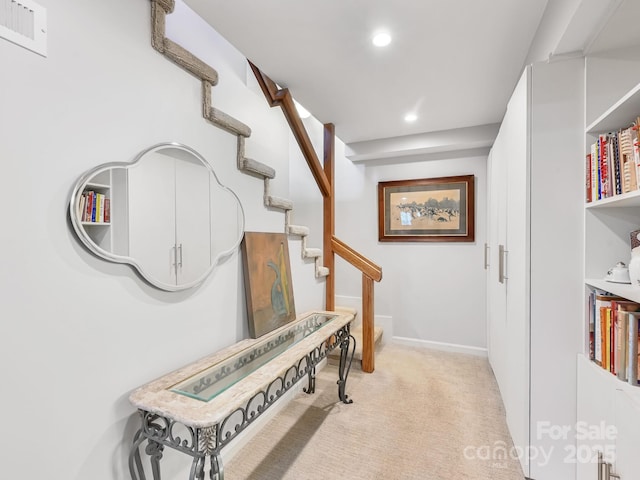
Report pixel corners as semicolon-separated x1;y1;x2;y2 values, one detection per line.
378;175;475;242
241;232;296;338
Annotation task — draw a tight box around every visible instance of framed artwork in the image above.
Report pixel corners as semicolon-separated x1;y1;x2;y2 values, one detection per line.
378;175;475;242
241;232;296;338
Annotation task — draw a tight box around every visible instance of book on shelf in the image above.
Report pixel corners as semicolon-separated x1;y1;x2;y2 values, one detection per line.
610;132;622;195
611;300;640;377
634;117;640;186
84;191;95;222
600;134;611;199
104;198;110;223
96;193;103;223
592;291;622;366
91;191;97;222
586;153;592;202
616;309;629;381
591;142;599;201
589;294;640;386
626;311;640;386
78;194;86;221
589;289;596;360
600;306;611;371
585;118;640;201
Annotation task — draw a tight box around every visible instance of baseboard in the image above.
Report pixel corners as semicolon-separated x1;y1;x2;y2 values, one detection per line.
391;336;488;357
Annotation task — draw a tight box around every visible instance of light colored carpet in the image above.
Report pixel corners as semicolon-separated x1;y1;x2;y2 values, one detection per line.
224;343;524;480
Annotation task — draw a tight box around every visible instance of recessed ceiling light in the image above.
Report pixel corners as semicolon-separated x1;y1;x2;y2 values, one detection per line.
372;32;391;47
404;113;417;123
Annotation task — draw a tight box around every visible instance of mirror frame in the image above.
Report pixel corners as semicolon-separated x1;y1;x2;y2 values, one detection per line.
69;142;245;291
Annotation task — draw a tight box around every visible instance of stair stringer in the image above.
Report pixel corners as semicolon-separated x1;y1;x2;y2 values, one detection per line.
149;0;329;279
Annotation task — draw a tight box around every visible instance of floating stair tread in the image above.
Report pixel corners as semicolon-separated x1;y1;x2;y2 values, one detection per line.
303;248;322;259
239;157;275;179
328;324;383;362
288;225;310;236
316;266;330;277
266;196;293;210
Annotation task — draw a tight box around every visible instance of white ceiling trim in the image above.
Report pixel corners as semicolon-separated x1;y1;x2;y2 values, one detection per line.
345;124;499;162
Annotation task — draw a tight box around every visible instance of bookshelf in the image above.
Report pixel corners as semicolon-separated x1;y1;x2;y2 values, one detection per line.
77;173;112;252
586;189;640;209
580;65;640;478
586;82;640;134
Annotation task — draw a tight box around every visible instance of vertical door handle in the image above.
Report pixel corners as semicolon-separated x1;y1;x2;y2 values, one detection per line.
169;245;178;275
498;245;508;283
177;243;183;268
598;450;620;480
171;245;177;274
484;243;490;269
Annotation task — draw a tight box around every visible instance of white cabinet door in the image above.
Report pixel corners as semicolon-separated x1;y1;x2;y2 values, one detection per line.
614;389;640;478
487;140;508;396
489;66;531;476
488;60;583;479
577;355;616;480
128;151;177;287
175;155;212;285
128;150;213;287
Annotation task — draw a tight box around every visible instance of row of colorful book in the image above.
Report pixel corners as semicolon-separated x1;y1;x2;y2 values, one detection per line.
78;190;111;223
586;116;640;202
589;290;640;385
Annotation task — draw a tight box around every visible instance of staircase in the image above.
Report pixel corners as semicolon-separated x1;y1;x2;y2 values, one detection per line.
148;0;383;371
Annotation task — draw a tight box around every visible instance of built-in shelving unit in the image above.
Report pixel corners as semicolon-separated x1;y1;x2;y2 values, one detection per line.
585;189;640;209
78;173;112;251
585;279;640;304
580;65;640;478
586;82;640;134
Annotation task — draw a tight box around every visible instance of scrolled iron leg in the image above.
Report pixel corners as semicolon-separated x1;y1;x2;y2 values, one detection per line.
210;453;224;480
128;429;148;480
145;440;164;480
337;334;356;404
304;365;316;394
189;456;205;480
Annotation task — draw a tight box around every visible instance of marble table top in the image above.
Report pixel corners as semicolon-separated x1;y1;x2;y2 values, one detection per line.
129;310;355;428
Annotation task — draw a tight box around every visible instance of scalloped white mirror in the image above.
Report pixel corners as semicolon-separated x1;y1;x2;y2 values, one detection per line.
69;142;245;291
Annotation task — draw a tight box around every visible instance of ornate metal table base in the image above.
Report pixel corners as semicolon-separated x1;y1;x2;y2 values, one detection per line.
129;324;355;480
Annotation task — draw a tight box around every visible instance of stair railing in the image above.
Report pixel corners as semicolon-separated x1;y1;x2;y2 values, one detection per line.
250;62;383;372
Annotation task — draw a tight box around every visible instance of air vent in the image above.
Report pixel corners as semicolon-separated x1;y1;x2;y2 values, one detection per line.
0;0;46;57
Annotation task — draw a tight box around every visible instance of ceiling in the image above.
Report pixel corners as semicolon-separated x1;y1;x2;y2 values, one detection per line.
183;0;627;161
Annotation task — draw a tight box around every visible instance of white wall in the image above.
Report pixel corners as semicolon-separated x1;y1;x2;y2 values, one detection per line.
0;0;323;478
329;147;488;351
286;114;489;352
0;1;489;478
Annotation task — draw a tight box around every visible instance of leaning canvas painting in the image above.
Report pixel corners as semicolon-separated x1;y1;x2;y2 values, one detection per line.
241;232;296;338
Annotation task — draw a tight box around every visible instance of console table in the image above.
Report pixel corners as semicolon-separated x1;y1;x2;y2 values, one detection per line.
128;310;356;480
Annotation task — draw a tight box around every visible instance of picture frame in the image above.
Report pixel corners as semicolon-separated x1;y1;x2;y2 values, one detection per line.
378;175;475;242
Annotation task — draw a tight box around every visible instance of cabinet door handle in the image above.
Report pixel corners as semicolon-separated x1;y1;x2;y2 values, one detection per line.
598;451;620;480
177;243;183;268
171;245;177;272
498;245;508;283
484;243;490;269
